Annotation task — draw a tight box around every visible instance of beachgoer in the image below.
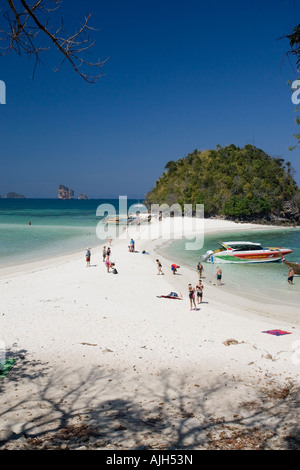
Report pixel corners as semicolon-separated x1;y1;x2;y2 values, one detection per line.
171;264;180;275
106;247;111;261
108;236;112;246
105;260;115;273
85;248;91;267
216;266;222;286
288;268;295;285
130;238;135;252
102;246;106;262
196;280;204;303
156;259;164;275
188;284;197;310
197;261;204;279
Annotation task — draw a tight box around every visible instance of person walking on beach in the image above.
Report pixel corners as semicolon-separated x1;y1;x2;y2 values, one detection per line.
216;266;222;286
288;267;295;285
108;236;112;246
130;238;135;252
196;279;204;304
102;246;106;262
188;284;197;310
85;248;91;267
156;259;164;275
197;261;204;279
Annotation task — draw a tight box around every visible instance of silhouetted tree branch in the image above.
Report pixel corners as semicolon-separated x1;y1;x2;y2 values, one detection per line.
0;0;107;82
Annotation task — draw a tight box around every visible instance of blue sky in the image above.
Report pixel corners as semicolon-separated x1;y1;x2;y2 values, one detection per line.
0;0;300;198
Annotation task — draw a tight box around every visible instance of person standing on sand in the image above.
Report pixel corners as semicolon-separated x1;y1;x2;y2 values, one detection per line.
196;279;204;303
106;247;111;261
188;284;197;310
156;259;164;275
197;261;204;279
102;246;106;262
216;266;222;286
85;248;91;267
108;236;112;246
288;267;295;285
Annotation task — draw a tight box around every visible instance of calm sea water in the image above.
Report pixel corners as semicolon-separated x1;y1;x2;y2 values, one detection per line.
159;227;300;307
0;199;299;306
0;198;140;266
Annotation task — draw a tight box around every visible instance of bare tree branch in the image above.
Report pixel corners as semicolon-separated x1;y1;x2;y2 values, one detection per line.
0;0;107;82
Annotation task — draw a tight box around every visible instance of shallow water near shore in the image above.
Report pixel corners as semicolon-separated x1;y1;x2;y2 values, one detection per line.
0;198;138;267
159;228;300;308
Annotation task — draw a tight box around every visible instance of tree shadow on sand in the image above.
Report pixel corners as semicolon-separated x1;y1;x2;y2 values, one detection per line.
1;350;300;449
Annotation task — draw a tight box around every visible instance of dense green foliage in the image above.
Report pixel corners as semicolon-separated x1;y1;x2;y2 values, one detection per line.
145;145;300;222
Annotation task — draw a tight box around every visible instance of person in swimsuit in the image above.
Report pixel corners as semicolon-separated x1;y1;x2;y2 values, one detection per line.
196;280;204;303
188;284;197;310
102;246;106;262
288;268;295;285
106;247;111;261
216;266;222;286
197;262;204;279
105;261;115;273
156;259;164;275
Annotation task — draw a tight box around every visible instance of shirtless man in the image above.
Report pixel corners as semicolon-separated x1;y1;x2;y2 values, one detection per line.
196;280;204;303
216;266;222;286
288;267;295;285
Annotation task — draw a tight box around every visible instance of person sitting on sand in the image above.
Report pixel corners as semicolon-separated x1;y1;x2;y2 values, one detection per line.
196;280;204;304
105;260;115;273
188;284;197;310
156;259;164;275
288;267;295;285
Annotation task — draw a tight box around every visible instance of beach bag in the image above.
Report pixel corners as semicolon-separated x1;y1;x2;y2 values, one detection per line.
113;268;118;274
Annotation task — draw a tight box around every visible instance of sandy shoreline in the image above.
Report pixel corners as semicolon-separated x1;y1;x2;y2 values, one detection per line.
0;217;300;450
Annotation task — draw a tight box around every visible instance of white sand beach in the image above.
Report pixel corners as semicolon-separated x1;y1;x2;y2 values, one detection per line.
0;217;300;450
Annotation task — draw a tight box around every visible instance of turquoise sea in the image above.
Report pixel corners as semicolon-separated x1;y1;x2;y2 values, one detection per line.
160;227;300;307
0;198;139;267
0;199;299;307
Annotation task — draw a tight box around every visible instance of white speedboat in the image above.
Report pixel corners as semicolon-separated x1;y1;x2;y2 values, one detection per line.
201;241;293;264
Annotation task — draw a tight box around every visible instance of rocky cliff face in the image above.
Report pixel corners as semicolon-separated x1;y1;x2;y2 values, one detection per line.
58;185;74;199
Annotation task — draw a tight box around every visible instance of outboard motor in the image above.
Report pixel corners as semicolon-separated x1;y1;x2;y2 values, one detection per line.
201;250;214;261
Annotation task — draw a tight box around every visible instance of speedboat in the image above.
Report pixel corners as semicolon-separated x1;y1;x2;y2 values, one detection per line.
201;241;293;264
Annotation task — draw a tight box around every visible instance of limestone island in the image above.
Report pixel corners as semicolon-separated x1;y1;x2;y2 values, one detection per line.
58;185;74;200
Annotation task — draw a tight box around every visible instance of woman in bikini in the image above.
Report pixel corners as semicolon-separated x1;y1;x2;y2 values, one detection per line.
188;284;197;310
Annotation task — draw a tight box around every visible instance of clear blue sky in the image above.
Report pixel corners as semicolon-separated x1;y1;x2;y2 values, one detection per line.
0;0;299;198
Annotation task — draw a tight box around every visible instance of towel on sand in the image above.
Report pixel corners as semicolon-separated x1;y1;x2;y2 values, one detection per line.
0;358;17;378
262;330;291;336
